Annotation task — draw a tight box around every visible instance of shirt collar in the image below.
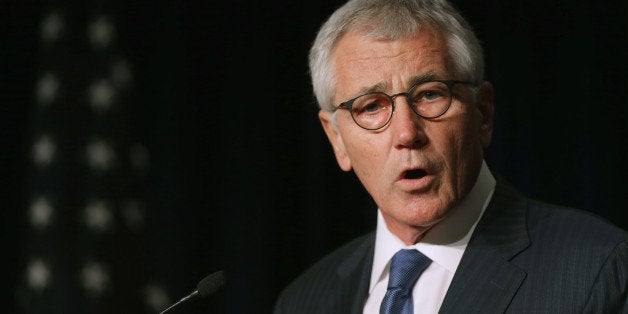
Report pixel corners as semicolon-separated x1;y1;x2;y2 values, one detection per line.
369;160;496;292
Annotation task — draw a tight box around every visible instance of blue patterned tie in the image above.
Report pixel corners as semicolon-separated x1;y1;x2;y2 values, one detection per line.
380;249;432;314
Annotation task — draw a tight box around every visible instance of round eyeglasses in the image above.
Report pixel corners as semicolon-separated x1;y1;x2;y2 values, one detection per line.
333;80;473;130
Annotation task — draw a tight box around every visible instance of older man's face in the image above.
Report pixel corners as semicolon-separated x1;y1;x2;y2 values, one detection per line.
318;29;494;244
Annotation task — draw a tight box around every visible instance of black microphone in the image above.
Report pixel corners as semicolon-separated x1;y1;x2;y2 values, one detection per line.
159;270;227;314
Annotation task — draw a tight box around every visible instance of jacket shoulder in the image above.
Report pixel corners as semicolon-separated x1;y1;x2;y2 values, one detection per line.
274;232;374;313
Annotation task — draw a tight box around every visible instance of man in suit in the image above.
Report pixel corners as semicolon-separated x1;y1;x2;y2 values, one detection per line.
274;0;628;313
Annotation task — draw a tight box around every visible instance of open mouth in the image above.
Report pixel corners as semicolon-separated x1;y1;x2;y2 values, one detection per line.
404;169;427;179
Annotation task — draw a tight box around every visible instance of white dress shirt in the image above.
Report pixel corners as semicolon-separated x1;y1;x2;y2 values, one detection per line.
363;160;496;314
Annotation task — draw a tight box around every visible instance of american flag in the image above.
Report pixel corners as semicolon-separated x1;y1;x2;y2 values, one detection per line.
17;3;170;313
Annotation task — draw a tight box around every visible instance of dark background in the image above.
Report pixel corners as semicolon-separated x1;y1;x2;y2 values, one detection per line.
3;0;626;313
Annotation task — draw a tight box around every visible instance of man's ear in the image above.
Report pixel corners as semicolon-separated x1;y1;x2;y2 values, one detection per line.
476;81;494;149
318;110;352;171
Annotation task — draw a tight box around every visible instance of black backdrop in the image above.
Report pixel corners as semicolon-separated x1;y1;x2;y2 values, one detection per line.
3;0;626;313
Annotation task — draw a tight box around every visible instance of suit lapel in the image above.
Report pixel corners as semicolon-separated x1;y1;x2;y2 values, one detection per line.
440;179;530;313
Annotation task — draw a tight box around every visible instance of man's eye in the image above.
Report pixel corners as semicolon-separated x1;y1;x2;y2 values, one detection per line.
423;90;441;100
362;101;383;113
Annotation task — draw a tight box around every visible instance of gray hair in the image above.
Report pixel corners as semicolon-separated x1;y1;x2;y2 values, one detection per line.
309;0;485;111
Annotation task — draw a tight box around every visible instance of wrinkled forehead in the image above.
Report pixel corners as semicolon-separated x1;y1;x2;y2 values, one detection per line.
331;28;455;99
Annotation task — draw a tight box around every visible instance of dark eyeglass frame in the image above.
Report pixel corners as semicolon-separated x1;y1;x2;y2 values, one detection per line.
333;79;474;130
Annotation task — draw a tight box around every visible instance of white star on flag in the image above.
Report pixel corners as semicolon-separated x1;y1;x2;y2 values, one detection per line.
84;200;114;232
36;73;60;106
81;262;110;296
88;16;115;48
26;259;51;291
41;11;64;43
32;135;56;167
86;139;115;171
30;197;54;229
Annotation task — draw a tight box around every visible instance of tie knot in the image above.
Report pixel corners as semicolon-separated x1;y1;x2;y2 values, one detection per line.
387;249;432;290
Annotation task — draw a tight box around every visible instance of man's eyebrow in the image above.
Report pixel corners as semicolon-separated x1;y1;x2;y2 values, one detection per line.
356;82;388;95
408;73;439;87
350;72;439;98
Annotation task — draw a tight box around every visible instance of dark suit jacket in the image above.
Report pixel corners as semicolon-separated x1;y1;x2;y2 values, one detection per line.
274;179;628;313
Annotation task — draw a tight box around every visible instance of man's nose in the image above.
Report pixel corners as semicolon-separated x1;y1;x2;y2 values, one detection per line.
391;96;428;148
